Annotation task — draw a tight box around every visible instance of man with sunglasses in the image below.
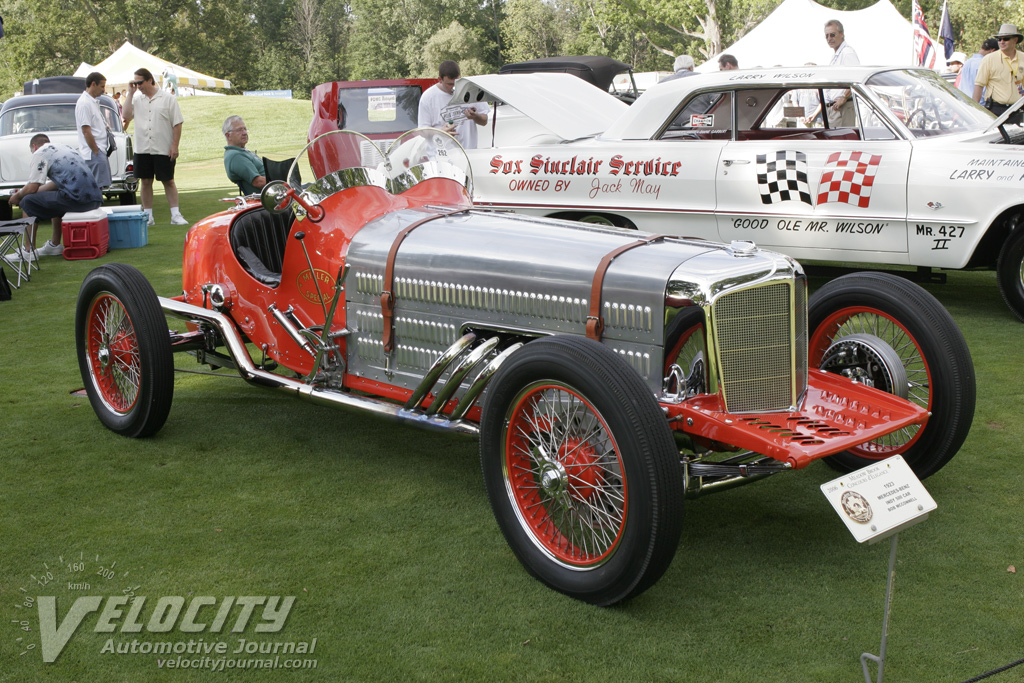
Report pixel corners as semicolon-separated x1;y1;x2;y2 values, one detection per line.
122;67;188;226
222;115;266;196
815;20;859;127
973;24;1024;116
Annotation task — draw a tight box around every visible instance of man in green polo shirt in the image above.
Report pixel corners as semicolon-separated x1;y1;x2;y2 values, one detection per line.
223;115;266;195
973;23;1024;116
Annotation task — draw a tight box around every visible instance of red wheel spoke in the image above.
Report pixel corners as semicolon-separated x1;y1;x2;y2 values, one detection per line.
811;306;932;459
504;383;627;567
86;293;141;414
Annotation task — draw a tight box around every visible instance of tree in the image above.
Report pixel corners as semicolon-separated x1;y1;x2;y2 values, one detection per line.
418;20;492;75
347;0;500;79
501;0;563;62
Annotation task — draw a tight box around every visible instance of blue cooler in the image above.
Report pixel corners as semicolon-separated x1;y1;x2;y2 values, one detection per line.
106;209;148;249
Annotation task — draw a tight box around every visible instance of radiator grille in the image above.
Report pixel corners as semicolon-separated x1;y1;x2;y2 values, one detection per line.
794;275;808;403
714;282;795;412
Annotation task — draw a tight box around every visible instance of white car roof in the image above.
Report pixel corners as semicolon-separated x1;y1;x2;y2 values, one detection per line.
602;65;925;140
451;73;628;140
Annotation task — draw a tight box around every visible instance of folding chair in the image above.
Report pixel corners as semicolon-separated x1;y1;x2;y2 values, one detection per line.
0;219;36;289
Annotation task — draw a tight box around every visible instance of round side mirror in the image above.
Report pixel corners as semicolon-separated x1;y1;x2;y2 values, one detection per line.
261;181;291;214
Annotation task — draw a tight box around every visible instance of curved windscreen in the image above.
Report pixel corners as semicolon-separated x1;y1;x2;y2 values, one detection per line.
287;129;472;207
865;69;993;138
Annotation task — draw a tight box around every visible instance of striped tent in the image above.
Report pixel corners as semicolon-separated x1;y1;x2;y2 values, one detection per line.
74;41;231;90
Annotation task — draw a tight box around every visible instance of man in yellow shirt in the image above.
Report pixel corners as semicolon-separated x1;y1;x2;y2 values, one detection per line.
974;23;1024;116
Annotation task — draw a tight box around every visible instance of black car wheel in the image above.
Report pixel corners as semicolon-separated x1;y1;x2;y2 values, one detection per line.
808;272;975;479
76;264;174;437
997;223;1024;322
480;336;683;606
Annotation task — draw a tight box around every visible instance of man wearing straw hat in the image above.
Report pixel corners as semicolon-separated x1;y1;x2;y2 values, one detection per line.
973;23;1024;116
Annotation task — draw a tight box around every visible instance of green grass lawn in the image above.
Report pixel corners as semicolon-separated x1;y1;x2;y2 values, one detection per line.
1;96;1023;681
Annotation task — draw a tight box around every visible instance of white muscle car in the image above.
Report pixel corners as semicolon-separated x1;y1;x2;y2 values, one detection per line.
441;66;1024;321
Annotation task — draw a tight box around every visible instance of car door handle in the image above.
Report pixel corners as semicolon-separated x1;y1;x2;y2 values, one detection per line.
722;159;750;166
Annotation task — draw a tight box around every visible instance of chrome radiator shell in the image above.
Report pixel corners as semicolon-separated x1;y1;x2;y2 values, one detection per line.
666;248;808;412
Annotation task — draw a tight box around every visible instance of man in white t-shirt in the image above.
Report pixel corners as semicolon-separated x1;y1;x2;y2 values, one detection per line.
75;72;112;189
417;60;489;149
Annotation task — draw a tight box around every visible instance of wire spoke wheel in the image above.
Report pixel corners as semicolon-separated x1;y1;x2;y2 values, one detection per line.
664;306;707;377
810;307;929;457
504;382;626;567
76;264;174;438
808;272;975;479
481;336;683;606
86;293;143;414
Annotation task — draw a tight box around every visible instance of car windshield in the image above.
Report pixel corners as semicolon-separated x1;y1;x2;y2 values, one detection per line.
288;129;472;206
0;104;77;136
865;69;993;138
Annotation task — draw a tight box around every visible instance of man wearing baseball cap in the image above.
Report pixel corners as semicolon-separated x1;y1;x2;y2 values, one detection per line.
973;23;1024;115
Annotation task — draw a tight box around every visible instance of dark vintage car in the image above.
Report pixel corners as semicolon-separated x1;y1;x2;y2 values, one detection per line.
498;55;640;103
76;130;975;606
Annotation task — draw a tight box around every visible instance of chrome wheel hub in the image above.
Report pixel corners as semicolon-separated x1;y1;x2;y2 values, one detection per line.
539;460;568;495
820;332;909;399
97;342;111;370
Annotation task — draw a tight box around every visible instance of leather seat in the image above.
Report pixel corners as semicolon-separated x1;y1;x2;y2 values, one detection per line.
229;207;294;287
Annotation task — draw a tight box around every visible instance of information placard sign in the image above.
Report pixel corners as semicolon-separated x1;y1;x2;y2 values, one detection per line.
820;455;936;544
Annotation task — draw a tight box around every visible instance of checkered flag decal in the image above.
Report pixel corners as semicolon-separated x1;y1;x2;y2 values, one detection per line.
816;151;882;208
756;150;812;205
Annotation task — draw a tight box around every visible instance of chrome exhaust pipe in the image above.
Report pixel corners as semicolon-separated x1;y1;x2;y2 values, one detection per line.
403;332;477;410
426;336;500;416
159;297;480;436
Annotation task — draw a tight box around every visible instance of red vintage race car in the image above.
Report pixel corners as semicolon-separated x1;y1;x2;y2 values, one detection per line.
75;130;975;606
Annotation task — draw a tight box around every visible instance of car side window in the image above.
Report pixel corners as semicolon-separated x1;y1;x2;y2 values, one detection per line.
661;91;732;140
854;96;897;141
760;89;824;129
101;105;123;133
0;111;15;136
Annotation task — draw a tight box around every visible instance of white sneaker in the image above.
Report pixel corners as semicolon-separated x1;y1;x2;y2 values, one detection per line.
146;215;155;227
170;214;189;226
8;246;34;261
37;240;63;256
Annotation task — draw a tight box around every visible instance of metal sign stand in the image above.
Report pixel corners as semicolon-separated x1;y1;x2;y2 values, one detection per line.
820;455;938;683
860;533;899;683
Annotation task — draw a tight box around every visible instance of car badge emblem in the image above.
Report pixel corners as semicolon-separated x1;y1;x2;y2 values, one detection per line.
927;201;944;210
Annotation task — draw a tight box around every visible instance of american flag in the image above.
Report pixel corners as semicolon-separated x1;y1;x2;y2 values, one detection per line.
913;0;938;69
817;151;882;208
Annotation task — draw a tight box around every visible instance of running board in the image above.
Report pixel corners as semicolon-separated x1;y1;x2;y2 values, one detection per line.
159;297;480;437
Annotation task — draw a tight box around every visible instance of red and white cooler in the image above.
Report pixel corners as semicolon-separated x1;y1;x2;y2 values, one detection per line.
61;208;109;260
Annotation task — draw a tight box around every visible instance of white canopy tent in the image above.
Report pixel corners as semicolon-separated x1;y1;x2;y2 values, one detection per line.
74;41;231;91
696;0;925;72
